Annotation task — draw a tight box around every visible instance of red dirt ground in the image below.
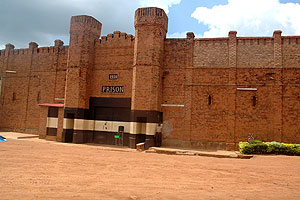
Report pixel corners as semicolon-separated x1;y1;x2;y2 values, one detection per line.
0;138;300;200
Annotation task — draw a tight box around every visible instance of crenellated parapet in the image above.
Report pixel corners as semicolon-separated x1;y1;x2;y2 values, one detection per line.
237;37;273;46
194;38;229;46
0;39;69;75
282;36;300;45
0;40;68;57
97;31;134;47
171;30;300;47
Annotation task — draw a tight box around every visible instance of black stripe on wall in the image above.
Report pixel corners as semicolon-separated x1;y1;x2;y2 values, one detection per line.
46;127;57;136
130;110;163;124
48;107;59;117
62;128;157;149
72;130;94;144
64;107;162;123
93;131;130;146
62;129;74;143
64;108;90;119
63;97;162;129
90;97;131;108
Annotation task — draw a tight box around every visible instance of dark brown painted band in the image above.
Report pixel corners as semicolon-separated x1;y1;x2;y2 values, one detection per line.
93;131;130;146
90;97;131;108
64;108;162;123
92;131;149;148
64;108;90;119
64;97;131;120
62;129;73;143
145;135;156;150
72;130;94;144
130;110;163;123
62;128;158;149
48;107;59;117
46;127;57;136
64;97;162;123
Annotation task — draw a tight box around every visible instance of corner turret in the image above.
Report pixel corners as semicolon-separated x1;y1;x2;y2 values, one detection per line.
133;7;168;66
130;7;168;149
63;15;102;143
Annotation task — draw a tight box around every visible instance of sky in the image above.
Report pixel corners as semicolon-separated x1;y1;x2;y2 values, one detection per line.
1;0;300;49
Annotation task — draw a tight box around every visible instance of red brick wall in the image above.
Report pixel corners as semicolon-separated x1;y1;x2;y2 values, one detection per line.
163;31;300;148
162;38;193;142
282;37;300;144
237;38;274;67
0;44;68;134
194;39;229;68
88;32;135;99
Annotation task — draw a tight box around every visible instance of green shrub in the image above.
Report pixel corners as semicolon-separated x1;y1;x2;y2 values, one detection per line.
239;142;268;154
239;142;248;153
268;141;287;154
239;141;300;156
282;143;300;156
251;140;263;144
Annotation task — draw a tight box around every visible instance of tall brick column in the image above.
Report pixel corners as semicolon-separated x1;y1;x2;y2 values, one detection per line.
273;30;283;141
130;7;168;149
183;32;195;141
273;30;282;67
63;15;102;143
227;31;237;150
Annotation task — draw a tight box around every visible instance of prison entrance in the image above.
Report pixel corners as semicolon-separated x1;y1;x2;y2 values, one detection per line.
90;97;131;146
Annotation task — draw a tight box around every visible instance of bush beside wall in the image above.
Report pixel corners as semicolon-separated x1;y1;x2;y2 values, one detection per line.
239;141;300;156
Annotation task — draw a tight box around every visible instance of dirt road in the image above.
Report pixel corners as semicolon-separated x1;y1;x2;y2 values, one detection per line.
0;137;300;200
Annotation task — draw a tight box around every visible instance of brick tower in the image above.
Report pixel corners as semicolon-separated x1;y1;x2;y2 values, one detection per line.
63;15;102;143
130;7;168;149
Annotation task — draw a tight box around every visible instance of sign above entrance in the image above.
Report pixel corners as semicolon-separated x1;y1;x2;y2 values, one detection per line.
102;86;124;93
109;74;118;80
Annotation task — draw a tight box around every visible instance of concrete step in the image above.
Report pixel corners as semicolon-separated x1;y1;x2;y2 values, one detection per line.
146;147;253;159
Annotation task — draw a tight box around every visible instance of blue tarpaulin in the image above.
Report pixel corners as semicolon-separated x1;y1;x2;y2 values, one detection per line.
0;136;6;142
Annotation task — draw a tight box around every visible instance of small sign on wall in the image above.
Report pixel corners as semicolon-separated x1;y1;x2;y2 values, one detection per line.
102;86;124;93
109;74;118;80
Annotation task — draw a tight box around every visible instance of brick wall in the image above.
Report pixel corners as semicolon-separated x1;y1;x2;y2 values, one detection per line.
162;38;193;143
163;30;300;149
88;31;135;99
0;42;68;134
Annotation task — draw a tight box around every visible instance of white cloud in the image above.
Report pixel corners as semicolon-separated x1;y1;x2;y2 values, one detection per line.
191;0;300;37
139;0;181;13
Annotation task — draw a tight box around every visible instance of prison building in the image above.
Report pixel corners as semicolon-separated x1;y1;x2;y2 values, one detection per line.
1;7;300;150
